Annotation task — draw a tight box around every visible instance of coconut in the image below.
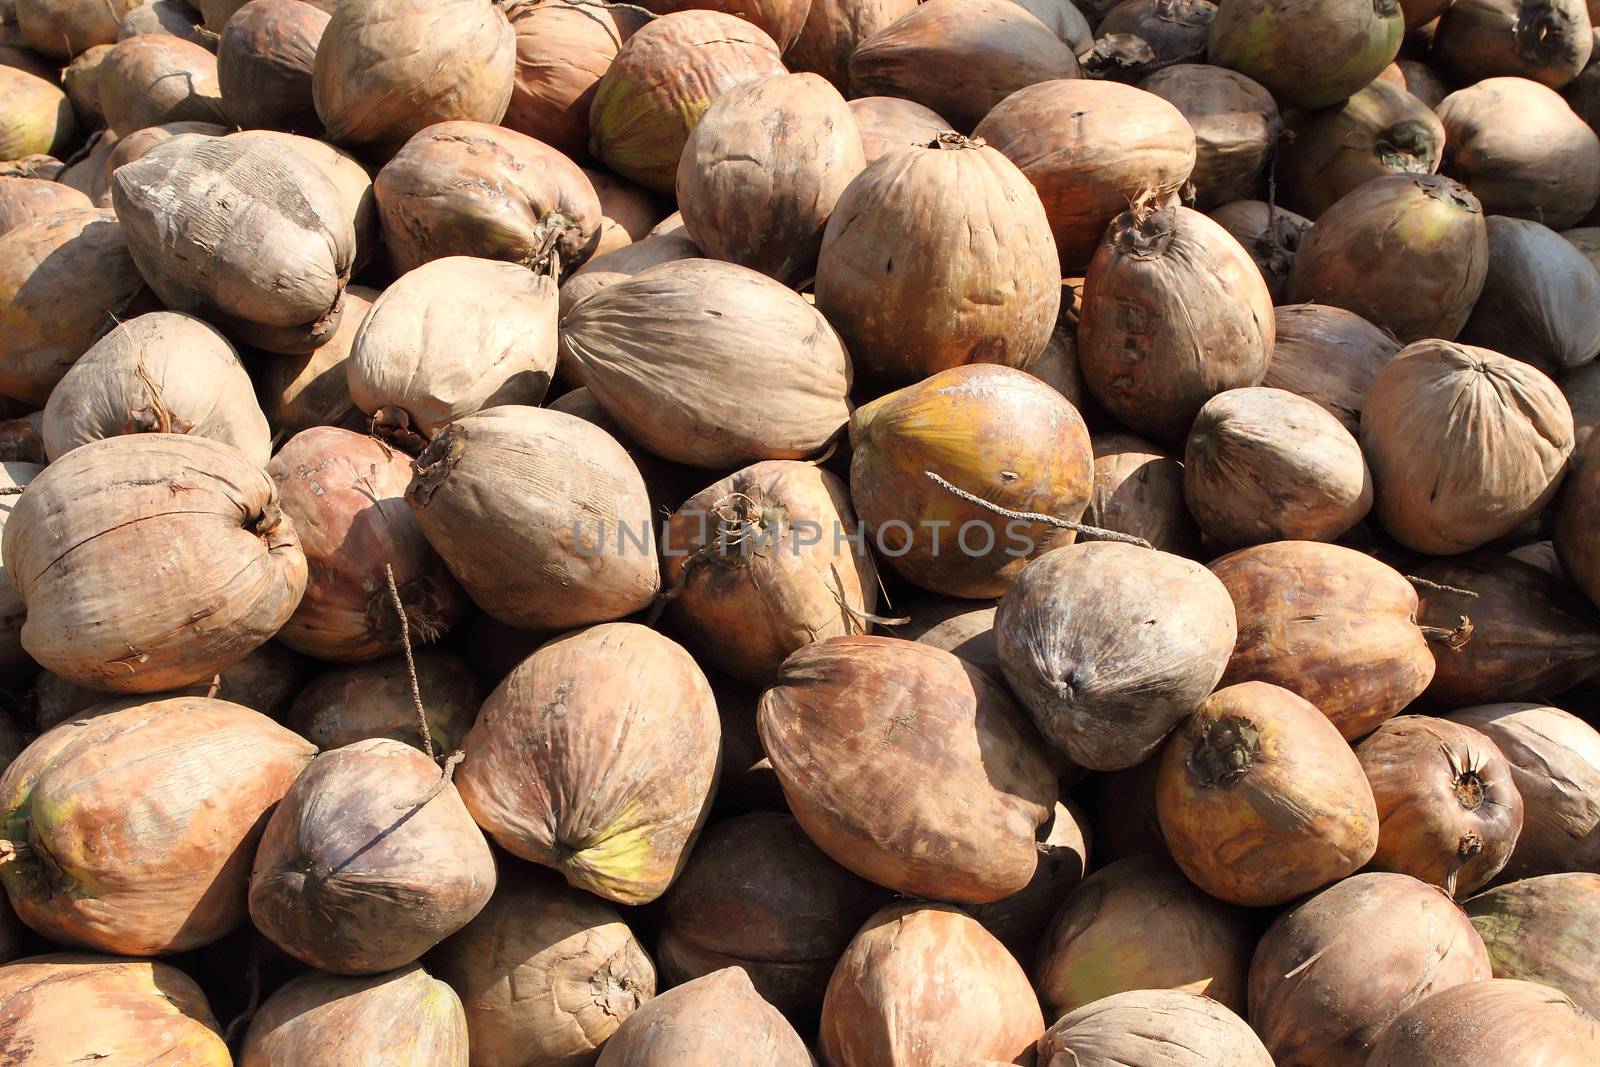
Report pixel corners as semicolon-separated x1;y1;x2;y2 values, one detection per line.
97;33;223;135
216;0;329;133
559;259;852;468
0;461;39;681
1261;304;1403;435
557;230;702;317
1249;872;1493;1067
816;135;1059;383
706;673;787;813
252;284;375;438
589;10;787;193
644;0;811;50
662;460;877;685
758;636;1056;902
1156;681;1380;906
848;365;1093;598
1039;988;1274;1067
0;174;90;236
112;133;355;354
1461;216;1600;374
1208;199;1310;300
1436;0;1593;88
784;0;919;90
1566;359;1600;455
456;623;718;905
1085;431;1200;555
586;168;663;255
848;0;1080;131
1207;0;1403;108
1140;64;1279;209
0;954;230;1064
678;73;864;286
119;1;213;47
0;697;314;953
3;435;307;691
15;0;141;58
0;412;40;464
1103;0;1215;63
287;650;477;754
61;121;223;207
313;0;513;151
241;964;470;1067
1465;873;1600;1014
1398;57;1451;105
657;812;887;1020
1439;77;1600;229
1011;0;1096;47
894;599;1001;678
597;966;813;1067
1368;978;1600;1064
1036;853;1253;1020
1089;755;1169;864
404;407;660;630
1277;79;1446;219
229;130;378;273
61;42;111;127
1184;386;1373;547
973;79;1196;271
0;209;144;405
847;95;950;164
1211;542;1436;739
1557;432;1600;606
543;385;700;518
429;863;655;1067
1286;174;1488;343
500;0;644;159
820;903;1044;1067
1078;201;1274;445
1361;341;1573;554
969;799;1091;960
41;311;270;465
1027;302;1088;407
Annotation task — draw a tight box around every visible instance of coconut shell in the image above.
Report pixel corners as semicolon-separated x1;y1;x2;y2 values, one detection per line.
820;903;1044;1067
1439;77;1600;229
1078;201;1274;446
119;1;214;47
758;636;1056;902
589;10;787;193
405;406;660;630
785;0;919;90
847;95;949;165
41;310;270;465
217;0;329;133
229;130;378;273
1248;872;1492;1067
61;42;111;128
1361;341;1573;555
847;365;1092;598
1140;63;1279;209
1207;0;1403;108
0;461;38;682
251;283;375;438
557;230;703;318
1465;873;1600;1014
893;599;1001;678
0;174;90;235
0;697;314;954
98;33;223;135
3;434;307;692
1277;78;1446;219
678;73;864;286
1039;988;1273;1067
501;0;644;159
1085;431;1201;555
596;966;813;1067
16;0;142;57
312;0;513;151
1207;199;1310;301
1368;978;1600;1064
1261;303;1402;435
0;208;145;405
1287;173;1488;343
1036;853;1253;1020
969;799;1090;962
1156;681;1380;906
1437;0;1593;88
456;623;718;905
657;812;887;1021
1461;215;1600;374
288;650;477;755
974;79;1196;271
559;259;852;468
0;953;229;1064
241;964;470;1067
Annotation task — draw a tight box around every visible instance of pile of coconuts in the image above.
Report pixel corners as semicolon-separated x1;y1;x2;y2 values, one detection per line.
5;0;1600;1062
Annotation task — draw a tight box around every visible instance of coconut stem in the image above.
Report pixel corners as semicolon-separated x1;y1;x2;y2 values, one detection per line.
1406;575;1479;599
206;674;221;699
384;563;434;761
923;471;1153;548
0;486;22;496
1420;615;1475;650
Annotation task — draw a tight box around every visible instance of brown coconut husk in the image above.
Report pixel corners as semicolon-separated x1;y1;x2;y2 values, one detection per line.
1367;979;1600;1065
1435;0;1593;88
0;174;90;236
1207;199;1311;301
500;0;646;159
97;33;224;135
287;649;480;755
216;0;329;133
1465;873;1600;1014
1460;214;1600;374
784;0;920;91
1261;303;1402;435
1207;0;1403;109
60;42;111;128
241;964;470;1066
17;0;142;58
250;284;376;439
1040;988;1273;1067
846;94;950;164
1086;431;1201;556
596;966;813;1067
228;130;378;273
1141;63;1279;209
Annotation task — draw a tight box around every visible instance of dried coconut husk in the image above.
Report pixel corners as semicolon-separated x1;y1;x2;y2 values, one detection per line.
586;167;663;256
596;966;813;1067
1078;200;1273;445
405;406;660;630
0;412;41;464
1085;431;1200;555
1465;873;1600;1013
784;0;919;90
559;258;851;468
428;862;656;1067
1367;978;1600;1065
0;461;39;682
217;0;330;134
1040;988;1273;1067
973;79;1195;271
1398;57;1451;105
15;0;141;58
1011;0;1095;48
1286;173;1488;343
0;697;314;954
997;541;1237;770
678;73;864;286
0;153;62;180
707;672;786;813
1079;33;1168;86
1461;215;1600;374
1090;755;1168;863
456;623;719;905
815;134;1060;383
1261;303;1402;435
0;60;73;151
1361;341;1573;555
229;131;379;274
1567;356;1600;458
846;95;949;164
644;0;811;50
119;1;214;48
500;0;645;159
556;229;702;318
312;0;514;151
1101;0;1214;60
969;799;1091;965
544;385;700;518
1211;541;1436;740
758;636;1057;902
893;598;1001;678
1436;0;1593;88
112;133;355;354
61;42;111;128
1207;0;1403;109
63;120;226;207
0;175;90;236
41;310;270;465
1140;63;1279;209
0;208;144;405
251;284;375;438
288;649;477;754
1558;431;1600;604
2;434;307;692
241;964;470;1067
1249;872;1492;1067
1278;79;1446;219
97;33;223;135
848;0;1081;131
1207;199;1310;301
